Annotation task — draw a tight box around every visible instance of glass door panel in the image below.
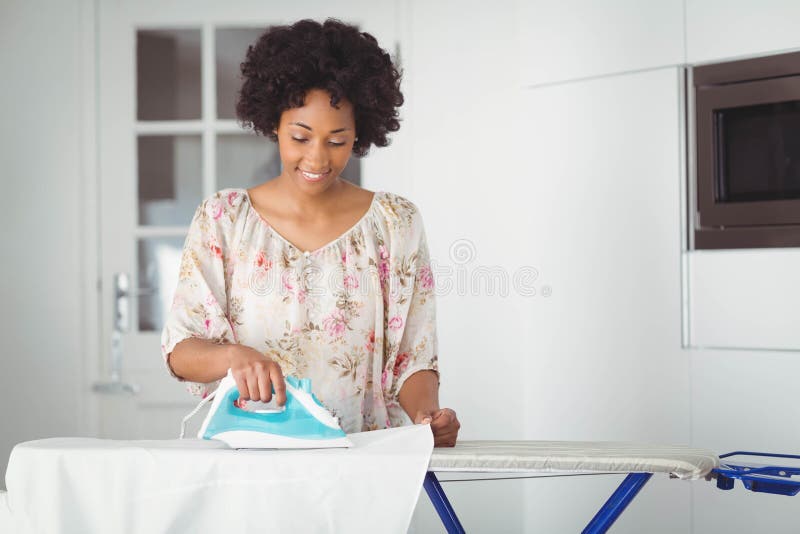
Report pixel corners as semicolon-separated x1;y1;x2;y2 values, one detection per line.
137;237;184;332
217;133;280;189
137;29;202;121
215;28;265;120
137;134;202;226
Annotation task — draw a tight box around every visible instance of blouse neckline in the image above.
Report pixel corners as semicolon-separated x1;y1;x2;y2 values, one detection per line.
242;188;380;256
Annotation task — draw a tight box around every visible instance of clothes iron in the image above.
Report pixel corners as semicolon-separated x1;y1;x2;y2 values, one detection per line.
183;370;353;449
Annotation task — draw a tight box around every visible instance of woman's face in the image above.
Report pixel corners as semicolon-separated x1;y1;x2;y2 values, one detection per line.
275;88;356;194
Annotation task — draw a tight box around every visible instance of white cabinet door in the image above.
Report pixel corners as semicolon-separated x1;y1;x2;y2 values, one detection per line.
513;67;690;533
95;0;402;439
689;249;800;350
687;0;800;64
515;0;684;86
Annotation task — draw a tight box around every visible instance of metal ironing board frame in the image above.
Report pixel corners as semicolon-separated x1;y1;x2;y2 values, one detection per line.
423;450;800;534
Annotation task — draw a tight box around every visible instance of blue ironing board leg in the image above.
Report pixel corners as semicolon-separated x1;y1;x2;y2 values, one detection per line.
582;473;653;534
424;471;466;534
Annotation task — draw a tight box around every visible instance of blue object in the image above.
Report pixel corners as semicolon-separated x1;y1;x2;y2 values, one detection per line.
582;473;653;534
713;451;800;496
423;471;465;534
197;370;352;449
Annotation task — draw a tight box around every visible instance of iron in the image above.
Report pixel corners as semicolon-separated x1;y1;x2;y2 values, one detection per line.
183;370;352;449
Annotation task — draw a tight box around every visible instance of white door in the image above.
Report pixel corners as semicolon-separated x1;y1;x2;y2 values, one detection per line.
93;0;404;439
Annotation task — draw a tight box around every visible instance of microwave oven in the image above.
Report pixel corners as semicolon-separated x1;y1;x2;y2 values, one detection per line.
692;51;800;249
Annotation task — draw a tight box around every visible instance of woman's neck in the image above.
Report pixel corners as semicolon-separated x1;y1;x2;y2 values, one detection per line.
272;174;349;217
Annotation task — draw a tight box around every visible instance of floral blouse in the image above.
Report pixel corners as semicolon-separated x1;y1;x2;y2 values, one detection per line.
161;188;439;432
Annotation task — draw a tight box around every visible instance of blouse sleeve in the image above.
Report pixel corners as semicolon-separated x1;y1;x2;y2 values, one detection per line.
383;209;440;408
160;195;237;397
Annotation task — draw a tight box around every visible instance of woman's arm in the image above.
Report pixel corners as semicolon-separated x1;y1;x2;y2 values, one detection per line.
168;338;233;383
169;338;286;404
399;370;460;447
398;370;440;416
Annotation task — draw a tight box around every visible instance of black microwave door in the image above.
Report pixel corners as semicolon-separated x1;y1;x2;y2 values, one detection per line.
696;75;800;228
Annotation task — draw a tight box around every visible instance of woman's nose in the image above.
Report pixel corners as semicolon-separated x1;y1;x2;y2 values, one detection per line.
304;141;329;170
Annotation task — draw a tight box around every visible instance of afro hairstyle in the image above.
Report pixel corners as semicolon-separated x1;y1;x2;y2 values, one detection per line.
236;18;403;157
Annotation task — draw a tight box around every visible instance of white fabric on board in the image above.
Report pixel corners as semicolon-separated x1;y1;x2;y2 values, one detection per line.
0;490;17;533
4;425;433;534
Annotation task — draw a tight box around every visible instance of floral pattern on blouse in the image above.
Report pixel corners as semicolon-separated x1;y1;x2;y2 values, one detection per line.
160;188;439;432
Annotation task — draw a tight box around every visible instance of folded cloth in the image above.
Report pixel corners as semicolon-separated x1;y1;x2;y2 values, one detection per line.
429;441;719;480
5;425;433;534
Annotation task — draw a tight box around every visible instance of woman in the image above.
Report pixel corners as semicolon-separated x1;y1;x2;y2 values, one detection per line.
162;19;459;447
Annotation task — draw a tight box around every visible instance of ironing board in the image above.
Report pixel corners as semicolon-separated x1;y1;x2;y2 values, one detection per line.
5;436;798;533
423;441;800;533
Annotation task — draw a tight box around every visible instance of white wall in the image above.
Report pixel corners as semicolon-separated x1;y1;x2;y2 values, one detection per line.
403;1;689;531
403;0;800;532
686;0;800;63
402;2;528;530
0;0;87;490
516;0;685;86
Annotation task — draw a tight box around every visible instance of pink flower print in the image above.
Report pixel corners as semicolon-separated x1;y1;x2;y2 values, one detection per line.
323;308;348;338
205;293;217;307
297;289;307;303
379;259;390;284
393;352;410;377
418;265;434;291
379;245;389;260
281;271;295;292
343;273;359;291
341;250;347;264
388;316;404;331
227;191;238;206
365;329;375;353
204;318;211;331
381;369;388;389
208;238;222;259
207;198;223;220
254;250;272;272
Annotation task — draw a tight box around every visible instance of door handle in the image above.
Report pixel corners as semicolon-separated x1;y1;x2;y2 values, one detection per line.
93;273;141;395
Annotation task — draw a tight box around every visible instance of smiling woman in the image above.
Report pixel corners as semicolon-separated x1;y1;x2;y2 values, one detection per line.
162;18;461;446
235;18;402;158
275;88;356;193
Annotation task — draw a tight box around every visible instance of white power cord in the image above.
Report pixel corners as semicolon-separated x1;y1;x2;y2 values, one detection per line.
179;390;217;439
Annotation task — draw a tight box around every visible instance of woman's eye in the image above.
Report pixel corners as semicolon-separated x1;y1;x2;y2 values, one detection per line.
329;141;346;147
291;137;308;143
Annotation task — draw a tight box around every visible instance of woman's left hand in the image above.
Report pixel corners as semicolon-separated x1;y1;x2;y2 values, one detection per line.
415;408;460;447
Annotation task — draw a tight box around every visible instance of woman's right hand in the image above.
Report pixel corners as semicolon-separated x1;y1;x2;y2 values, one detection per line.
226;345;287;406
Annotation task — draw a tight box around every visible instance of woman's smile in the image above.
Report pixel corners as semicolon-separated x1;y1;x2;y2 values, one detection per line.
298;167;331;182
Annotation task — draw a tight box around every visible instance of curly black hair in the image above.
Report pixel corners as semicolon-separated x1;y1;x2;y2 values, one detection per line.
236;19;403;157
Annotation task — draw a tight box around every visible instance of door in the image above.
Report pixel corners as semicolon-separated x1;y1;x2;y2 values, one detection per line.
94;0;403;439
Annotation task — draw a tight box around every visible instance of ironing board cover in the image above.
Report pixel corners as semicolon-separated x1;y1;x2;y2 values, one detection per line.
429;441;719;480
